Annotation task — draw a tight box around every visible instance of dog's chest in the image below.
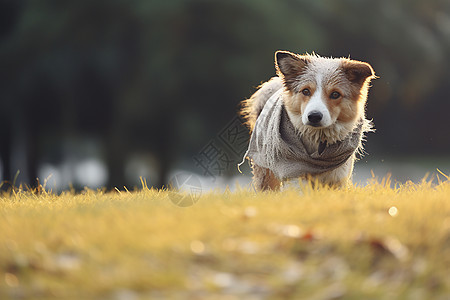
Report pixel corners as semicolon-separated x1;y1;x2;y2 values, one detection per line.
302;137;319;155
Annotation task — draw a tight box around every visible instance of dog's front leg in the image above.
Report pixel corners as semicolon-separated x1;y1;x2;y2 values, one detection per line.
252;164;281;191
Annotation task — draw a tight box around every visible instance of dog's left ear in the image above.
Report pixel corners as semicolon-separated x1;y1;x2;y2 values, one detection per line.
342;60;376;86
275;50;310;89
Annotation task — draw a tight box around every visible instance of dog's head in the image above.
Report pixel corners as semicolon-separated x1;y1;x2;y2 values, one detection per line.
275;51;376;130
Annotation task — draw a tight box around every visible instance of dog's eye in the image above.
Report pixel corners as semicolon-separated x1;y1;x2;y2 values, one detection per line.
330;91;341;99
301;88;311;96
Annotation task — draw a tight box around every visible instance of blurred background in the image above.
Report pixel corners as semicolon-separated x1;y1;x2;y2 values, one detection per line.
1;0;449;191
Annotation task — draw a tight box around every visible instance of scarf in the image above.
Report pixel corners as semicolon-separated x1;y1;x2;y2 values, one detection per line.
239;89;370;181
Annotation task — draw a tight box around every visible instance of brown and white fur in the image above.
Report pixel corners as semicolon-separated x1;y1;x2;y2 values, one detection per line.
240;51;376;191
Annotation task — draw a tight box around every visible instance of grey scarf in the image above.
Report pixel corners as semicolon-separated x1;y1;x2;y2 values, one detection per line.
239;89;370;181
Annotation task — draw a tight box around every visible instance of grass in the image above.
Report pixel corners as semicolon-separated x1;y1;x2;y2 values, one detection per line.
0;175;449;299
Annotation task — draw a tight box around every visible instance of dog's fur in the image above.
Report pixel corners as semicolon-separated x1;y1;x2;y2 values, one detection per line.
240;51;376;190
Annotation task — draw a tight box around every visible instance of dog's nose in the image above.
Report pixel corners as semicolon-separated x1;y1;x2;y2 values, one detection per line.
307;111;323;124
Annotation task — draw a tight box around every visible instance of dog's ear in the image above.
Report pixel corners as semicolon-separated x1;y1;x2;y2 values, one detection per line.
342;60;376;86
275;51;309;88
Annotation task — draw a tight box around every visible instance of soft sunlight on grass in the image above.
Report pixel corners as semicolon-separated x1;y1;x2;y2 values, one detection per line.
1;175;449;299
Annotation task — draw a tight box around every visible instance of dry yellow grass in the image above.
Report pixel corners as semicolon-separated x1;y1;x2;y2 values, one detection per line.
1;175;449;299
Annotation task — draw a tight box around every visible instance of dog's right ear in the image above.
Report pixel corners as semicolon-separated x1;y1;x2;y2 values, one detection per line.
275;51;309;89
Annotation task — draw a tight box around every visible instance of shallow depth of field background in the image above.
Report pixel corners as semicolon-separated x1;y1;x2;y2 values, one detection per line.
1;0;450;191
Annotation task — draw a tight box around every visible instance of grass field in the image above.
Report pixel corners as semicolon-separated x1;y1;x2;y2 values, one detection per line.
1;175;449;299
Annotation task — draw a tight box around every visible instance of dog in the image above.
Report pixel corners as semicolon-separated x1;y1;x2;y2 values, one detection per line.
239;50;376;191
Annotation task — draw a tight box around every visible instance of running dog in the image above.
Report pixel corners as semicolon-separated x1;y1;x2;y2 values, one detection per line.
240;50;376;190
